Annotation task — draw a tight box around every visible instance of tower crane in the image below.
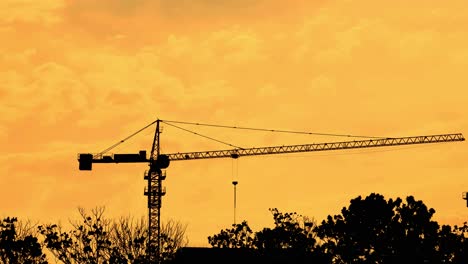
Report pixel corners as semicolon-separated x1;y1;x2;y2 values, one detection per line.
77;119;464;263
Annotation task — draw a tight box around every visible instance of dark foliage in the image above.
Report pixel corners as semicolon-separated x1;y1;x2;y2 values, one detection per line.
37;207;187;264
0;217;48;264
1;194;466;263
208;193;467;264
315;193;467;263
208;208;325;263
208;220;254;248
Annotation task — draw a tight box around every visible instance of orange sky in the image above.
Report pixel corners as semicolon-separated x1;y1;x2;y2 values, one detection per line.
1;0;467;247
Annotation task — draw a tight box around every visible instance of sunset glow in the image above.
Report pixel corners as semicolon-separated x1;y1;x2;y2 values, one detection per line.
1;0;467;247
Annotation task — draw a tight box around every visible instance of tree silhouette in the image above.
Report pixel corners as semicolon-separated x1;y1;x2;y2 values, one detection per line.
208;208;317;251
208;220;255;248
159;219;189;262
207;208;324;263
0;217;47;264
207;194;466;264
2;194;465;263
440;221;468;263
109;215;147;263
38;207;188;263
254;208;316;252
314;193;466;263
39;207;114;264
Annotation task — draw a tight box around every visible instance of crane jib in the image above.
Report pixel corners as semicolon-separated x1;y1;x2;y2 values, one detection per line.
166;133;464;161
77;133;464;170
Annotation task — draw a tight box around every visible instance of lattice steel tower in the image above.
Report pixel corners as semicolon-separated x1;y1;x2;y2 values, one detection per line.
144;120;168;263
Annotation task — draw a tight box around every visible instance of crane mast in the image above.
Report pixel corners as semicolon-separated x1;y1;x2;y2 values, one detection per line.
77;124;464;263
146;120;164;263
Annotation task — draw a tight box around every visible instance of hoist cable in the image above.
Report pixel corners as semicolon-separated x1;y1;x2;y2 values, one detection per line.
99;118;393;155
161;119;390;139
100;119;158;154
162;121;244;149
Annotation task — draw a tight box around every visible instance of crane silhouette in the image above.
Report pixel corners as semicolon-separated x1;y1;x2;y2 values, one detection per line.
77;119;465;263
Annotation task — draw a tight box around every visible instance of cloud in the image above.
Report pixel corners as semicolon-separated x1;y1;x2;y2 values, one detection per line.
2;0;467;145
0;0;64;24
0;62;89;123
